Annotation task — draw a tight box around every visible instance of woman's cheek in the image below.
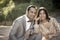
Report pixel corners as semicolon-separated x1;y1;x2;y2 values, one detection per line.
39;15;44;20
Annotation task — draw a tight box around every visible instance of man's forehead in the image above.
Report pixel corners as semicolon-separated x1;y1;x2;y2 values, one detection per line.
29;7;36;11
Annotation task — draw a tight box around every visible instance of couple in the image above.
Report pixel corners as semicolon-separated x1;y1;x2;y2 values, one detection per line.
9;5;60;40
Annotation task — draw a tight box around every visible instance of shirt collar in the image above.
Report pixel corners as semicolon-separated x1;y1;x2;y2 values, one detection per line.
25;15;30;22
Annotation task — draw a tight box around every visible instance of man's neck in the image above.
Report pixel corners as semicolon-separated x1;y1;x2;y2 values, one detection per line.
27;15;33;21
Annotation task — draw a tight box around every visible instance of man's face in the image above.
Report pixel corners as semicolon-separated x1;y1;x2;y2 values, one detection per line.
27;7;36;20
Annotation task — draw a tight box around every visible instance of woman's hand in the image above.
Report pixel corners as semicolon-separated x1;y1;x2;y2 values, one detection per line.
34;16;40;24
50;30;56;35
34;16;40;33
42;36;49;40
34;24;40;33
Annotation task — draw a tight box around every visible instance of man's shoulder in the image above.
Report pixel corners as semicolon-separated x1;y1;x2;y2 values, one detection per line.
14;15;25;22
16;15;25;20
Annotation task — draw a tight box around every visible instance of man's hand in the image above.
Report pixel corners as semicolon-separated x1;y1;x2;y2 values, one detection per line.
24;30;31;40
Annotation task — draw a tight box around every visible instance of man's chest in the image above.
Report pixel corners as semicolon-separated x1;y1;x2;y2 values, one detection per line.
25;22;31;31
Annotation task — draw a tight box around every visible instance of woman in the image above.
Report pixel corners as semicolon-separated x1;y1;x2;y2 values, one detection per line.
34;7;60;40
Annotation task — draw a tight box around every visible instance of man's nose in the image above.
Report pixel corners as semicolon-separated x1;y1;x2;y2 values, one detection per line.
32;13;35;16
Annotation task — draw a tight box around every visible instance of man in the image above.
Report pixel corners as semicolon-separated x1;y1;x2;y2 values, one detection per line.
9;5;42;40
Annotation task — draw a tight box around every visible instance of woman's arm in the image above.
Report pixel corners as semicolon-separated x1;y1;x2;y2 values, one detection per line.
53;18;60;32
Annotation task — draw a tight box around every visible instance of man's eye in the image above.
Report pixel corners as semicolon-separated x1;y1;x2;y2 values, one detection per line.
31;11;33;13
34;12;36;14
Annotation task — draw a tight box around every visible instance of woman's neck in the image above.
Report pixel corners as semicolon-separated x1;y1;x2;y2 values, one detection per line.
41;19;48;24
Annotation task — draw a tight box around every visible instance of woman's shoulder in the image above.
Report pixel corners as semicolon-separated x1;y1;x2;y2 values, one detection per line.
49;16;56;21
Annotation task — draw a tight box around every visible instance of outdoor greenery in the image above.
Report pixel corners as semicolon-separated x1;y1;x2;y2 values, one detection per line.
6;3;29;21
0;0;60;25
31;0;53;11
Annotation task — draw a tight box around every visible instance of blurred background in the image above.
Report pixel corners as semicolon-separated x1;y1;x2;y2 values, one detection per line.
0;0;60;40
0;0;60;26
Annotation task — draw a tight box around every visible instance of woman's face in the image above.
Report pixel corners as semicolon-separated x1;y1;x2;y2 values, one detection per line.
39;10;46;21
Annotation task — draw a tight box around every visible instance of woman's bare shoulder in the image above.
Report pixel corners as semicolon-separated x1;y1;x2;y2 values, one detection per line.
49;16;56;21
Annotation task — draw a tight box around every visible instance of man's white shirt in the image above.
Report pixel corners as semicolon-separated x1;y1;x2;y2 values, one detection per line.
24;15;31;31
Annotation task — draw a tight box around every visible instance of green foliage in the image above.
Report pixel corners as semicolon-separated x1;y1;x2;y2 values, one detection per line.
13;0;31;4
6;3;30;21
30;0;53;11
0;0;60;25
0;0;10;9
0;0;15;25
0;14;5;22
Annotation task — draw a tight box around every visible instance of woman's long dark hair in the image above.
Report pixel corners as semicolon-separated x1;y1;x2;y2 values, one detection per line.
37;8;50;24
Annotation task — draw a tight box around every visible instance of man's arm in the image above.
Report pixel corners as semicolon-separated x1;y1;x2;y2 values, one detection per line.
9;19;24;40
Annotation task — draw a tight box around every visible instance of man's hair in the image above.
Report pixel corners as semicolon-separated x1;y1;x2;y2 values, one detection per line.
28;5;36;11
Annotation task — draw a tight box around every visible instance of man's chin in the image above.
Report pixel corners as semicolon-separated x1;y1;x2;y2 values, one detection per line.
30;18;34;21
30;17;34;20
